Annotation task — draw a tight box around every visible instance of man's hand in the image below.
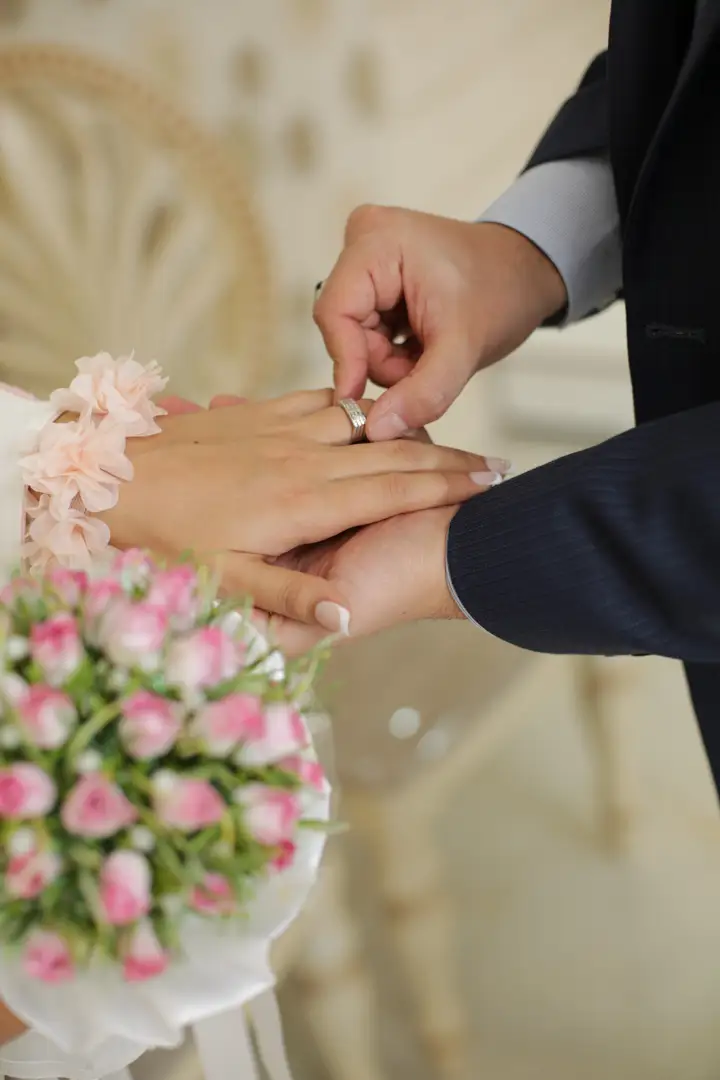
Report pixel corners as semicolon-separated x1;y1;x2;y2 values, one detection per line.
314;208;567;439
267;505;465;655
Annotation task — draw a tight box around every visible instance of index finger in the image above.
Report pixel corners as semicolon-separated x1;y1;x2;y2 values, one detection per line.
314;240;404;401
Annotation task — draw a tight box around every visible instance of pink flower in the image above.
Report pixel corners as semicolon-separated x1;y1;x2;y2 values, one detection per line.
7;847;61;899
23;498;111;573
166;627;242;692
0;764;56;819
23;930;73;983
51;353;168;438
238;704;307;766
189;872;235;915
99;851;151;925
19;414;132;514
238;785;301;846
16;685;77;749
48;569;88;607
146;566;199;628
153;774;226;832
30;613;83;686
99;600;168;670
192;693;264;756
278;755;327;792
271;840;296;872
120;690;182;759
112;549;157;588
122;920;169;982
61;773;137;838
83;578;124;623
0;577;42;606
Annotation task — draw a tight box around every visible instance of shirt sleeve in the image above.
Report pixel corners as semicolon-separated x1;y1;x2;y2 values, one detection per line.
478;159;622;324
0;387;56;580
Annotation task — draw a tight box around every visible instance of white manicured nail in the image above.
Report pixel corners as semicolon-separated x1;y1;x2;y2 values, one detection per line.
470;471;503;487
315;601;351;635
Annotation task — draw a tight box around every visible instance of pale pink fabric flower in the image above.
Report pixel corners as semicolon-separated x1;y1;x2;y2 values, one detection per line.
29;613;83;686
238;704;307;766
7;846;62;899
153;774;226;831
122;920;168;982
146;566;199;628
120;690;181;759
48;568;88;607
24;497;111;573
278;755;327;792
23;930;73;983
238;785;301;846
165;626;242;692
189;872;235;915
20;414;132;514
191;693;264;756
98;600;168;670
50;353;168;437
99;850;151;925
16;685;77;749
0;764;57;818
270;840;296;872
61;773;137;837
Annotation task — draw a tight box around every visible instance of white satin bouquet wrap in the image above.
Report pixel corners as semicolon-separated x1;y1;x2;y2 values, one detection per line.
0;571;331;1080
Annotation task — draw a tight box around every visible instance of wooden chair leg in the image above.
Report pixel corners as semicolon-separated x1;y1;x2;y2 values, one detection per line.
372;804;468;1080
292;852;386;1080
575;656;638;852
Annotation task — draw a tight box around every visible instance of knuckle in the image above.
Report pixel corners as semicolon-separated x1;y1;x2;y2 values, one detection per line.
277;576;306;617
345;203;390;241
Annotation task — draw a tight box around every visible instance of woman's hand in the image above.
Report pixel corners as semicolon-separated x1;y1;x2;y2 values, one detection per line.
102;390;501;631
0;1002;25;1045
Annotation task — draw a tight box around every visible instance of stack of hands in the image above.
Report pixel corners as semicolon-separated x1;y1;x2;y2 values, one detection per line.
100;212;565;655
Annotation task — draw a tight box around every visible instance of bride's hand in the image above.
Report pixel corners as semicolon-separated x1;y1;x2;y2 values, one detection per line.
101;390;500;631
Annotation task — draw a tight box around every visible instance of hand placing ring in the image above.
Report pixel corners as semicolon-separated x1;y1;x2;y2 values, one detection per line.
337;398;367;444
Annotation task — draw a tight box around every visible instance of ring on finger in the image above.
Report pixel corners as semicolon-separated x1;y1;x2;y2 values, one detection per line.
337;398;367;444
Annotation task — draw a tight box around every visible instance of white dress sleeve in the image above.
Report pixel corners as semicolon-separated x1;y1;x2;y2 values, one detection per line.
0;387;56;581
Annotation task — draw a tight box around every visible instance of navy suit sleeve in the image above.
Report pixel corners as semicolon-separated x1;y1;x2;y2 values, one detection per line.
446;402;720;662
524;52;609;169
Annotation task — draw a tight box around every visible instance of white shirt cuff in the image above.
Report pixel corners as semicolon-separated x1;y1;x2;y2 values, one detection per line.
478;159;622;324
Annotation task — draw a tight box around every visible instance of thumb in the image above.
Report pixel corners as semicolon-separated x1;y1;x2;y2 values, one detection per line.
222;555;351;635
366;334;476;440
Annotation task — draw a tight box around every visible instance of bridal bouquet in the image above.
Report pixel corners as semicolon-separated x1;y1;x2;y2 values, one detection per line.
0;551;330;1071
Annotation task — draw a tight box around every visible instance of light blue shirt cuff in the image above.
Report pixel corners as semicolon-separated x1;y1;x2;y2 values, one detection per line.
478;159;622;324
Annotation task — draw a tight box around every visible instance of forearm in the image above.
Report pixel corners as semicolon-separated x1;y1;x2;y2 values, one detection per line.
0;1003;25;1045
447;402;720;663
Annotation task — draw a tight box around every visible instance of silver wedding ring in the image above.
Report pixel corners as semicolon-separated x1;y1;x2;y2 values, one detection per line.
337;398;367;444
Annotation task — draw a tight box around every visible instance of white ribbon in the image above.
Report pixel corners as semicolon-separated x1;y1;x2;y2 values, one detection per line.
192;991;295;1080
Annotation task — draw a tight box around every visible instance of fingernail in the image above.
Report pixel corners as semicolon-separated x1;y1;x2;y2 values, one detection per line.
470;471;504;488
484;457;512;475
369;411;407;440
315;601;351;635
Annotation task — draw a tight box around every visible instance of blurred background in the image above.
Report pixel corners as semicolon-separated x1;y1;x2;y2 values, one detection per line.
3;1;720;1079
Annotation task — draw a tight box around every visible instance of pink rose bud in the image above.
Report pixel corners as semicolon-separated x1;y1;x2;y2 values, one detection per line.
30;614;83;686
113;548;157;584
48;569;88;607
165;627;241;692
146;566;199;629
99;850;151;925
17;685;77;749
7;846;61;898
120;690;182;759
61;773;137;838
0;764;56;819
83;578;124;623
23;929;74;983
122;920;169;982
271;839;296;872
238;704;307;766
153;774;226;832
189;872;235;915
238;785;301;846
278;755;327;792
191;693;264;756
99;600;168;670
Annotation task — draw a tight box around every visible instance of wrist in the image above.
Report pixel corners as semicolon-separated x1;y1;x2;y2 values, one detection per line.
425;506;465;621
472;221;568;324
